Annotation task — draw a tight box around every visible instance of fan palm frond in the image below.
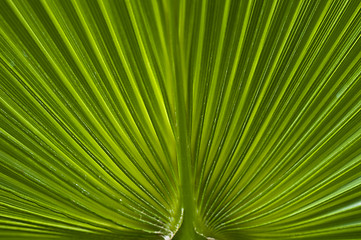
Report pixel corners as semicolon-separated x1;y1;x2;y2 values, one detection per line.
1;0;361;239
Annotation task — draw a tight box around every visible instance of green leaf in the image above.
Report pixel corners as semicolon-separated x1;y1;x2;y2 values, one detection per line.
1;0;361;239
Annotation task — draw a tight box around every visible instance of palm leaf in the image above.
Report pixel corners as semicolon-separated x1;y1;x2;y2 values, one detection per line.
1;0;361;239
